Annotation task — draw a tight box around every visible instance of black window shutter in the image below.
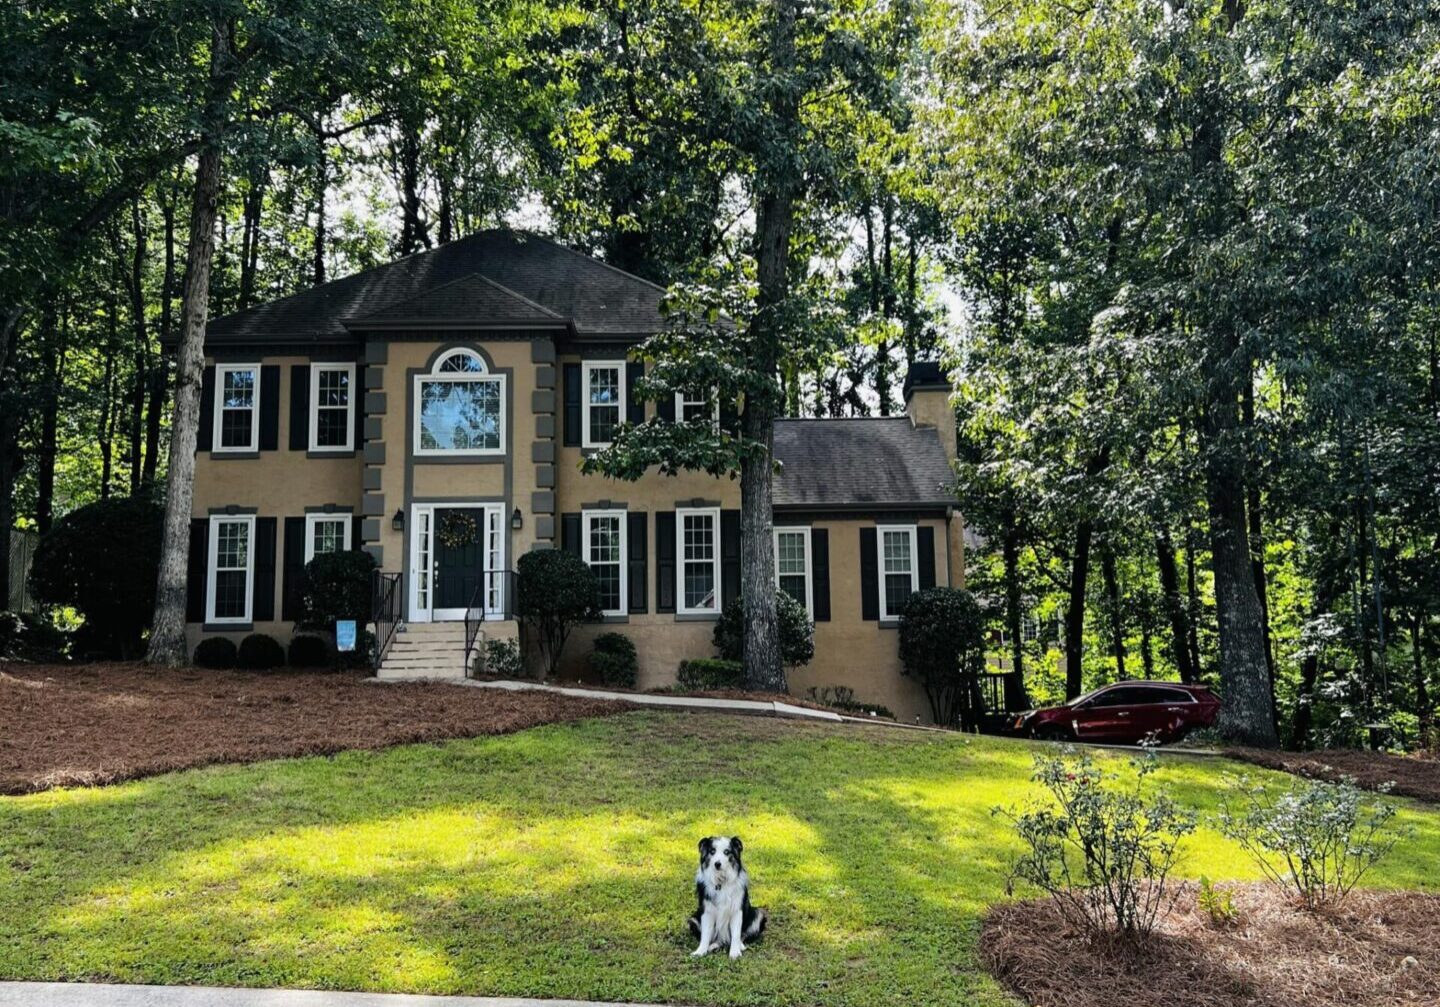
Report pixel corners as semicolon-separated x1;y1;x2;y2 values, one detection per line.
655;511;676;612
196;366;215;452
186;518;209;622
252;516;278;621
859;527;879;621
282;516;307;622
719;395;740;435
626;361;645;425
918;526;936;589
812;528;831;622
289;364;310;450
720;509;742;608
563;362;582;446
351;514;364;552
627;511;648;613
657;391;675;423
259;365;281;451
561;512;582;558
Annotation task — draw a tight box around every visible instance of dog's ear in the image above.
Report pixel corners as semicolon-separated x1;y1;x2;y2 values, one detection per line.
730;836;743;856
699;837;714;859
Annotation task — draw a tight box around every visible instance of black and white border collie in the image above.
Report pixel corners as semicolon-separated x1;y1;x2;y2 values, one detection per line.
688;836;767;959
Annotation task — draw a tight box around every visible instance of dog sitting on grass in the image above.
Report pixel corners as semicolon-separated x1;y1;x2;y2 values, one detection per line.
688;836;767;959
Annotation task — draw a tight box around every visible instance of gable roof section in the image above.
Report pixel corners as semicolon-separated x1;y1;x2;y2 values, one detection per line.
773;418;955;510
202;229;667;345
348;273;564;329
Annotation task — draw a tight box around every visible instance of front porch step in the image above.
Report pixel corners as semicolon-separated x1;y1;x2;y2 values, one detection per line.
375;620;519;680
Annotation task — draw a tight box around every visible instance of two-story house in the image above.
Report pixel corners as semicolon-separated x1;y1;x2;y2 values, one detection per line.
178;229;963;722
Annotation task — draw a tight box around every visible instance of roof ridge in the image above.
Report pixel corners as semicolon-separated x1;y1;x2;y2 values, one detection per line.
518;229;672;297
469;273;564;318
349;270;564;321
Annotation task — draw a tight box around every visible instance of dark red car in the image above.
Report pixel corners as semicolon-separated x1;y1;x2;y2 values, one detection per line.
1012;681;1221;745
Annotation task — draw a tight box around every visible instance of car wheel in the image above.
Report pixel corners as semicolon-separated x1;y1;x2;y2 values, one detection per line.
1034;725;1070;743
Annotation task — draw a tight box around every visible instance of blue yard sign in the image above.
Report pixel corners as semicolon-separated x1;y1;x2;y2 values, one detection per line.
335;620;357;652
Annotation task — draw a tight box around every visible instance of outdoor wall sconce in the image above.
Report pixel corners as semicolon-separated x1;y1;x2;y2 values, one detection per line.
391;509;405;532
511;507;524;530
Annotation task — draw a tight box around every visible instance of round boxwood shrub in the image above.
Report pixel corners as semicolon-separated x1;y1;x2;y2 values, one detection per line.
714;590;814;668
29;495;164;658
194;636;238;670
590;632;638;688
287;634;332;669
237;632;285;670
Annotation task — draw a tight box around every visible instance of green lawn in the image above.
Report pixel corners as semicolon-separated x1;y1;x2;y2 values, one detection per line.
2;712;1437;1007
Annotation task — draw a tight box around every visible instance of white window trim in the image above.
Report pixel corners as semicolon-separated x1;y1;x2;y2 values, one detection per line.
212;363;261;453
308;362;355;453
582;360;626;448
677;506;722;616
206;514;255;624
773;526;813;616
303;513;352;564
582;508;628;617
877;524;919;622
674;389;720;430
412;350;506;458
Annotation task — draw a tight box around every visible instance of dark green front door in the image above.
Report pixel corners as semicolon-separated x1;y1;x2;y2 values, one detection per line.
432;508;485;613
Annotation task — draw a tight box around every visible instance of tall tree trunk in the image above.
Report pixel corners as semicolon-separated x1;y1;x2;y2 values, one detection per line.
1101;541;1125;680
1243;375;1278;733
1412;614;1432;739
127;200;149;493
313;121;327;285
0;403;15;612
1064;520;1093;699
36;308;62;535
878;198;895;416
397;124;427;255
144;182;179;488
1002;512;1030;709
149;20;235;666
1185;528;1203;674
1140;608;1155;679
98;287;118;500
903;228;919;371
237;161;265;309
1156;530;1197;682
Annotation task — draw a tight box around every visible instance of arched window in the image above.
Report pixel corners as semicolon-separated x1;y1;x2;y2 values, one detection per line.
414;348;505;456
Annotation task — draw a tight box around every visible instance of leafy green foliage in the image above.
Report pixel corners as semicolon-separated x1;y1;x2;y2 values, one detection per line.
898;587;988;728
998;750;1198;943
1197;875;1238;926
237;633;285;671
287;634;332;669
676;658;745;691
28;496;163;659
713;591;814;669
193;636;237;670
482;637;523;679
299;551;376;631
1218;775;1403;908
515;549;600;677
589;632;638;688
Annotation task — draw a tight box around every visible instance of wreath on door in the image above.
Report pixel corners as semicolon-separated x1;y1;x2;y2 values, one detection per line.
437;510;478;549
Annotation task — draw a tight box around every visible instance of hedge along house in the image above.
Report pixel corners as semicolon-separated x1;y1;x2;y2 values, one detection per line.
175;230;964;723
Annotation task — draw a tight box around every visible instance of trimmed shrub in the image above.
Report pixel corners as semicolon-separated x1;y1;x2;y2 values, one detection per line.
516;549;600;677
29;496;164;658
482;637;523;678
678;658;745;691
299;551;376;631
898;587;988;729
591;632;638;688
287;634;332;669
714;590;814;668
806;686;894;719
339;628;375;670
237;633;286;670
193;636;238;670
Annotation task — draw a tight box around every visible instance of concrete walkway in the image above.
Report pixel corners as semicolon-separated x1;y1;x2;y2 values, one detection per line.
0;982;677;1007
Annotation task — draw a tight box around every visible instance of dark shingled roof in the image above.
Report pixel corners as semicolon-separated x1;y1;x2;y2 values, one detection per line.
203;229;667;344
353;273;563;326
773;418;955;509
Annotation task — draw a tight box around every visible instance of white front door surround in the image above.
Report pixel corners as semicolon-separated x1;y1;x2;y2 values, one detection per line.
407;502;505;623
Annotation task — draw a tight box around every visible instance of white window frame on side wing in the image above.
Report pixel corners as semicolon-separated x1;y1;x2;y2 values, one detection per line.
582;508;629;617
877;524;919;622
206;514;255;624
676;506;721;616
309;362;356;452
582;360;626;448
773;526;813;616
212;363;261;453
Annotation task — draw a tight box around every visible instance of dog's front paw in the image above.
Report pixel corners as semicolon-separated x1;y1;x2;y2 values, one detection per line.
690;947;709;958
729;943;746;959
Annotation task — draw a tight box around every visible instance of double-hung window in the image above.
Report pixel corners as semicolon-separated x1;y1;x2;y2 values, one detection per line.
774;527;812;615
207;515;254;624
310;363;354;452
304;513;351;563
676;389;719;428
414;349;505;456
677;507;720;615
583;509;627;616
214;364;260;452
877;524;918;621
583;361;624;447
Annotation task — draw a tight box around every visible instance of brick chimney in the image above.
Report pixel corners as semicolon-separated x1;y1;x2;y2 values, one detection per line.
903;361;956;462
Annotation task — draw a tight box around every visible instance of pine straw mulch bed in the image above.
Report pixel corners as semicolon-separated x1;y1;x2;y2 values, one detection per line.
0;661;631;795
1223;747;1440;805
982;883;1438;1007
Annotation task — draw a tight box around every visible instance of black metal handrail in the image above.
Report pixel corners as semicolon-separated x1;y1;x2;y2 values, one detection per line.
463;569;517;677
372;571;403;672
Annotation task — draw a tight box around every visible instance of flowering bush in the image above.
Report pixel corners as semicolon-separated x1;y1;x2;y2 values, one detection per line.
1217;774;1401;908
996;749;1197;943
